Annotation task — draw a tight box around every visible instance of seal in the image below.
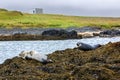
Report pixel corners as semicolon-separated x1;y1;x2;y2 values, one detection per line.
76;42;101;51
19;50;52;64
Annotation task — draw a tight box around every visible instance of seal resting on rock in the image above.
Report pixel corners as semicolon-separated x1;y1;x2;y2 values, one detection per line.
76;42;101;51
19;51;52;64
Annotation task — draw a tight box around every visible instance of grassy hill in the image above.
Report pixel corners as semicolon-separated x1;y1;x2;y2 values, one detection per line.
0;8;120;29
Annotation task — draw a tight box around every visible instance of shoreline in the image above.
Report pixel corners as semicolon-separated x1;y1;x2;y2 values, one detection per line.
0;27;120;41
0;41;120;79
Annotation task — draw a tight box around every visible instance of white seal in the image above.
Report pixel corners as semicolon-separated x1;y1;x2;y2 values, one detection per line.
19;50;52;63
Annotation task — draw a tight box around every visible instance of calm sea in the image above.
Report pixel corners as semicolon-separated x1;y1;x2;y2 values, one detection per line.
0;37;120;64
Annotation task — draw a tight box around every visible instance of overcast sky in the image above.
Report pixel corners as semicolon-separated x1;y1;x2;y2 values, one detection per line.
0;0;120;17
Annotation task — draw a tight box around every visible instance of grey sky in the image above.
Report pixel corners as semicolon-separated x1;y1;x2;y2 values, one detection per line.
0;0;120;17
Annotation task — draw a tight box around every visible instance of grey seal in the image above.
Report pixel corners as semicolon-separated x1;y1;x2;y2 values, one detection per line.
77;42;101;51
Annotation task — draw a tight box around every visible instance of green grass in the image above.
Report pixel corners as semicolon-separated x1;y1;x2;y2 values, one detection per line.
0;8;120;29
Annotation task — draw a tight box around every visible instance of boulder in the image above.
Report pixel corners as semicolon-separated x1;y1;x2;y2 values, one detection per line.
100;29;120;37
42;29;78;39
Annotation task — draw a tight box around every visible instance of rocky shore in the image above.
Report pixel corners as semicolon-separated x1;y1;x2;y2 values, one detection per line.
0;27;120;40
0;41;120;80
0;28;80;40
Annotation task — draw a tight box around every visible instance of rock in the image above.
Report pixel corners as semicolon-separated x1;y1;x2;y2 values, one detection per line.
67;26;102;38
99;29;120;37
42;29;78;39
68;30;78;38
67;26;102;32
42;29;62;36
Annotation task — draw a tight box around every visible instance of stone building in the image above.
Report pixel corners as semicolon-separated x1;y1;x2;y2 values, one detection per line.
33;8;43;14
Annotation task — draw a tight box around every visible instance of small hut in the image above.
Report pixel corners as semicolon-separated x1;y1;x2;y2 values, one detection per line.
33;8;43;14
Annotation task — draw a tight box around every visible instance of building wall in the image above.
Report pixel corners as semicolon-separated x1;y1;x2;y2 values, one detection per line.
33;8;43;14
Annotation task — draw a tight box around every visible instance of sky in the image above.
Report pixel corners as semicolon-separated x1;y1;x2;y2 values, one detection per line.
0;0;120;17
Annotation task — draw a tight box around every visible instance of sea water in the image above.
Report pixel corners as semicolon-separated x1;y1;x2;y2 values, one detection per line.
0;37;120;64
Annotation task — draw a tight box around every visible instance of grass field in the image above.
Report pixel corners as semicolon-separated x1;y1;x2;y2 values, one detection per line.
0;8;120;29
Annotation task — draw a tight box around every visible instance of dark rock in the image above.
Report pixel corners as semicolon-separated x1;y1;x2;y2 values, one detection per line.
68;30;78;38
100;29;120;37
42;29;78;39
42;29;62;36
0;28;79;40
67;26;102;32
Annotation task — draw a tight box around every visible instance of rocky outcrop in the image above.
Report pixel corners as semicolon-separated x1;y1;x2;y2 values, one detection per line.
78;29;120;38
99;29;120;37
68;26;102;38
67;26;102;32
0;27;120;40
0;42;120;79
0;28;80;40
42;29;78;39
